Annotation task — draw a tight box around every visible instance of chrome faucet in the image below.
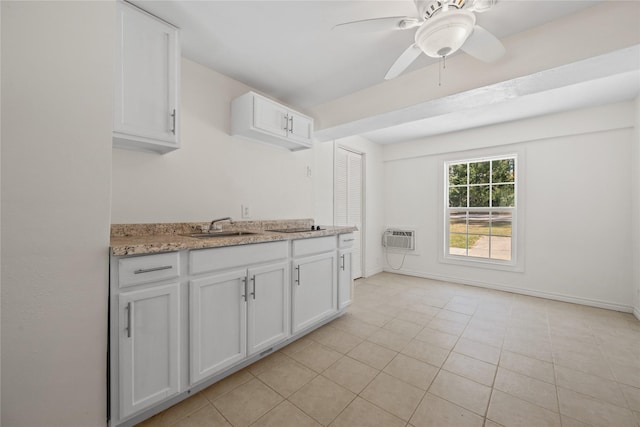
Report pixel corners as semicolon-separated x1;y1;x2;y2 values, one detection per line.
208;217;233;233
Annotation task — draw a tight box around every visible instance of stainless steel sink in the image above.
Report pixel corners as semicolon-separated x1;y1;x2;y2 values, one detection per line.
182;231;259;238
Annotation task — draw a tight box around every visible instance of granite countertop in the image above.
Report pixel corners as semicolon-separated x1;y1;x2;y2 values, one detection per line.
110;219;357;256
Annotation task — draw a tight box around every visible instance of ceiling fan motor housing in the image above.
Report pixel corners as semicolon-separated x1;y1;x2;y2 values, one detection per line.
414;9;476;58
415;0;467;19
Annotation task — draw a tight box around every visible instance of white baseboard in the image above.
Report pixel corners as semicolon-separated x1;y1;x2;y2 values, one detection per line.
363;266;384;279
382;268;635;314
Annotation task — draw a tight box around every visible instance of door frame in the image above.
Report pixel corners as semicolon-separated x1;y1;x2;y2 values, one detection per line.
333;143;366;279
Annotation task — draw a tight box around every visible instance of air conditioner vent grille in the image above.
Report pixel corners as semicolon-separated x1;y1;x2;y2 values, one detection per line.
383;229;415;251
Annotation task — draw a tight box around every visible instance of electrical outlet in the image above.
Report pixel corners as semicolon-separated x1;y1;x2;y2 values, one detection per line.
241;204;251;219
306;166;312;178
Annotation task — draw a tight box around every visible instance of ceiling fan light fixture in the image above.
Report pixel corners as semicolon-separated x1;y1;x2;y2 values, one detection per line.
414;10;476;58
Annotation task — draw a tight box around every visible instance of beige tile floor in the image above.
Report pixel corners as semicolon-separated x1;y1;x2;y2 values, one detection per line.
138;272;640;427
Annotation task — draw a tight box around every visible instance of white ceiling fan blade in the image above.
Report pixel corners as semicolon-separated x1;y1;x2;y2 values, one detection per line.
333;16;421;33
460;25;505;62
385;44;423;80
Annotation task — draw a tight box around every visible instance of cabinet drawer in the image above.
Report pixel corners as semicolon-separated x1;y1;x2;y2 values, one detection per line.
292;236;336;257
190;241;288;275
118;252;180;288
339;233;356;248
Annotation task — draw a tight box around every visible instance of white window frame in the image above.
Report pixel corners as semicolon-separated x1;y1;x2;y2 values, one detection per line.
438;148;525;272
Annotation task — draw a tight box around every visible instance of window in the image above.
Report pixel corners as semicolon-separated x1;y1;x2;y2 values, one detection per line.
445;155;517;263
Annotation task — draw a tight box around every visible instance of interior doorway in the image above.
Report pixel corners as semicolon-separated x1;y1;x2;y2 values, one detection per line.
334;145;364;279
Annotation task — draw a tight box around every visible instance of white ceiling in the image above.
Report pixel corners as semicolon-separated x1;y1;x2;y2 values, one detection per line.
133;0;639;144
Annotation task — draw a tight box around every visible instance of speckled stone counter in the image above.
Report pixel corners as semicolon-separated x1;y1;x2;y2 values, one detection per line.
110;219;357;256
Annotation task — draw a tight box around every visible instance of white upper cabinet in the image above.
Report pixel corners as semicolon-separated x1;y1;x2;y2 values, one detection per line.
114;1;180;154
231;91;313;151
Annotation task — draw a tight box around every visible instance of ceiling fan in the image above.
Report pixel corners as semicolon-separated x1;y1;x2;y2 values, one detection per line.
334;0;506;80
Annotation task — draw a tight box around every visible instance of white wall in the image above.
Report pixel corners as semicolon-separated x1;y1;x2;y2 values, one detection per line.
633;95;640;319
312;140;335;225
1;2;113;425
111;59;315;223
383;102;636;311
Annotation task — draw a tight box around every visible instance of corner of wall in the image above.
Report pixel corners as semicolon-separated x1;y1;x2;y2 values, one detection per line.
634;95;640;320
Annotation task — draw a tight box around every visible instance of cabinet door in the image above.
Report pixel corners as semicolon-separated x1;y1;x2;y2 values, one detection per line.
253;95;288;138
338;249;353;310
119;283;180;419
190;270;247;384
287;111;313;145
114;2;179;149
292;253;338;333
247;262;291;356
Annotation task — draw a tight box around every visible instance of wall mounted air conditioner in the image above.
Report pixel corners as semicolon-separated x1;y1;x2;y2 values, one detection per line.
382;229;415;251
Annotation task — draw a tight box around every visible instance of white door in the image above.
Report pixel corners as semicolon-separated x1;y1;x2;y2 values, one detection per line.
292;253;337;333
247;262;290;356
190;270;247;384
119;283;180;419
115;1;179;143
335;147;363;279
253;95;288;138
338;248;353;310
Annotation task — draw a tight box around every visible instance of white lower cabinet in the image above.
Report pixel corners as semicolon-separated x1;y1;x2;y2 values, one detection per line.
338;248;354;310
189;260;290;384
110;234;350;425
189;270;248;384
292;251;338;333
118;282;181;419
337;233;355;310
247;262;290;356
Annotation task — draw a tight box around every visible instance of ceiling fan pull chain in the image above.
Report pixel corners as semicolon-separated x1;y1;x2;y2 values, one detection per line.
438;55;447;86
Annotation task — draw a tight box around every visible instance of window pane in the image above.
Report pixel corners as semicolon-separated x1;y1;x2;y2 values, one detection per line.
492;158;515;183
468;211;490;234
449;163;467;185
469;185;490;207
490;236;511;260
449;234;468;256
491;212;512;237
449;210;467;256
492;184;515;207
449;187;467;208
449;211;467;235
467;234;489;258
469;161;490;184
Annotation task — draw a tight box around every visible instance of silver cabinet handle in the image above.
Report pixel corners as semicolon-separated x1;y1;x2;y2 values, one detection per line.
126;302;132;338
295;266;300;285
133;265;172;274
241;277;247;302
289;116;294;133
251;275;256;300
283;114;289;131
170;109;176;134
341;254;345;271
343;238;355;242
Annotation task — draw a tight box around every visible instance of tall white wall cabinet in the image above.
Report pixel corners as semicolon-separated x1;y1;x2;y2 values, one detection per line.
113;1;181;154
